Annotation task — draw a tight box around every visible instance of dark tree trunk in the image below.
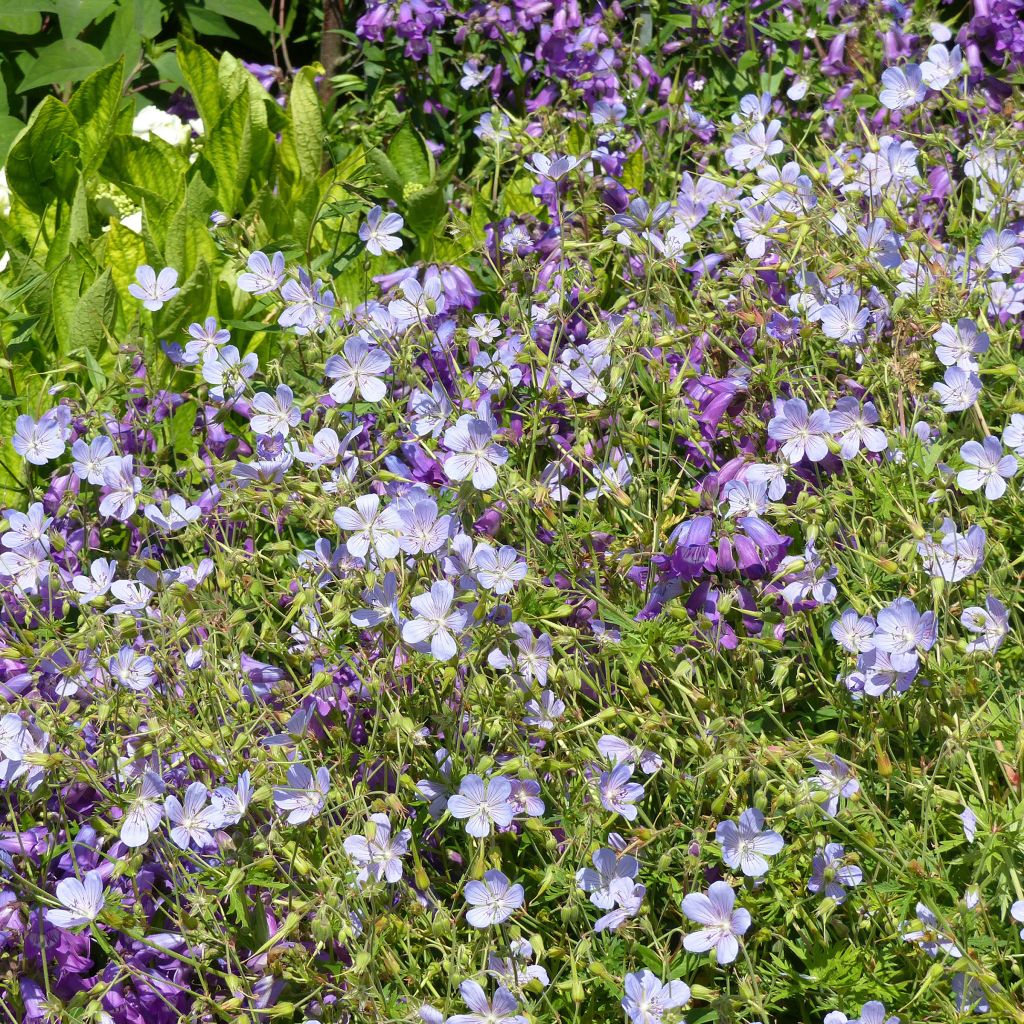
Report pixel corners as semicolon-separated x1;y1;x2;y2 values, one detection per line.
319;0;345;104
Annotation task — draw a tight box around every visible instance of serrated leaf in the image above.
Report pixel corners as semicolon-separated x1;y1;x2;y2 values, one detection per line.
5;96;79;213
176;36;222;132
68;268;117;357
68;58;125;174
282;65;322;187
202;87;252;213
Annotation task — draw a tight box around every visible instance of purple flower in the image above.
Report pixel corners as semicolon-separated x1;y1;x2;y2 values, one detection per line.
716;808;784;877
957;437;1017;499
165;782;221;850
933;319;988;369
333;494;403;559
343;813;411;884
598;762;645;820
250;384;300;438
443;418;508;489
464;869;524;928
402;579;466;661
681;881;751;964
202;345;259;401
238;250;286;294
961;595;1009;653
933;366;981;412
829;398;887;459
447;774;514;837
819;294;869;345
12;411;67;466
577;846;640;909
359;205;405;256
879;64;925;109
767;399;831;463
120;770;165;847
128;265;179;310
976;228;1024;275
45;870;105;928
873;598;936;671
806;843;863;903
902;903;962;957
99;455;141;520
621;970;690;1024
447;980;526;1024
475;544;527;594
809;755;859;816
960;806;978;843
831;609;876;653
326;337;392;404
272;764;330;824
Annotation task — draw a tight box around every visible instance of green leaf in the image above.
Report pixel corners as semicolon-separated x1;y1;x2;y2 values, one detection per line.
4;96;79;213
403;183;446;242
282;65;322;186
202;87;252;213
621;148;644;193
68;268;117;357
0;11;42;32
176;36;222;132
168;401;199;455
204;0;276;35
364;146;403;203
102;135;187;211
0;116;24;164
68;58;125;174
164;173;217;276
54;0;116;38
386;121;433;187
51;250;94;352
17;40;107;94
184;3;238;38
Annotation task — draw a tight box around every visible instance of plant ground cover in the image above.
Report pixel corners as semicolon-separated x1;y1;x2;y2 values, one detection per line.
1;2;1024;1023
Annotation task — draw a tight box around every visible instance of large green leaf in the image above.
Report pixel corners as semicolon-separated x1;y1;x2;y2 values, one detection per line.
4;96;79;213
176;36;222;133
17;40;107;94
55;0;117;38
102;135;187;210
202;88;252;213
68;58;125;174
164;172;217;275
282;65;322;186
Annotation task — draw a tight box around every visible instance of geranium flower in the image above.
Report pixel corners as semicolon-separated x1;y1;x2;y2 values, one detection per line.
464;870;524;927
681;881;751;964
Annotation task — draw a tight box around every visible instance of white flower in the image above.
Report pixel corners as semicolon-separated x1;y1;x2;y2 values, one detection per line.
920;43;962;90
401;580;466;661
879;65;926;110
333;494;402;560
131;106;191;146
464;869;524;928
957;437;1017;500
46;870;106;929
359;206;404;256
250;384;300;438
325;338;391;404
